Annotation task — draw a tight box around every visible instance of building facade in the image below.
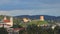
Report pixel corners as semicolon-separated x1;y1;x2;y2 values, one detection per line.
0;16;13;28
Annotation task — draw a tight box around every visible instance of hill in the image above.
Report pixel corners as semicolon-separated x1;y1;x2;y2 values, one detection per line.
15;15;59;19
14;15;60;23
0;15;60;23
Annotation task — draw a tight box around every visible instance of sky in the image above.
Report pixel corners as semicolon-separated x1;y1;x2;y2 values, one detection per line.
0;0;60;16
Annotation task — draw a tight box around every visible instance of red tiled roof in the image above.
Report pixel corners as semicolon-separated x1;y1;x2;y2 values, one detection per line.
13;28;25;30
4;20;10;23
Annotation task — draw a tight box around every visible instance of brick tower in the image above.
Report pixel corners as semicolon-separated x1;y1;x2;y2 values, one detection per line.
40;16;44;21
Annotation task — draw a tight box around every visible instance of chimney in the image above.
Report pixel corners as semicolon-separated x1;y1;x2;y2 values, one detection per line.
40;16;44;21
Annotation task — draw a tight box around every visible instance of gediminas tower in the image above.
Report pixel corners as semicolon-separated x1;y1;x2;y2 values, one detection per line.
40;16;44;21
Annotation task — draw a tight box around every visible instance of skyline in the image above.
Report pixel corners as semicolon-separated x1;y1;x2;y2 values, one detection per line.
0;0;60;16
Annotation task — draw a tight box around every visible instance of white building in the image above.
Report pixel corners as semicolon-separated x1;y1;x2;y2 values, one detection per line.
0;16;13;28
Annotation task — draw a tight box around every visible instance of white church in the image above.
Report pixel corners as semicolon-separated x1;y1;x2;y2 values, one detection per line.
0;16;13;28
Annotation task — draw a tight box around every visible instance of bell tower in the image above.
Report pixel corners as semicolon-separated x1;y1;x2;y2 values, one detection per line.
10;17;13;27
4;16;7;20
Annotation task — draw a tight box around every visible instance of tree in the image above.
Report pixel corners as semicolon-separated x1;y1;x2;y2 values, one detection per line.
27;24;38;34
19;29;25;34
0;28;8;34
54;26;60;34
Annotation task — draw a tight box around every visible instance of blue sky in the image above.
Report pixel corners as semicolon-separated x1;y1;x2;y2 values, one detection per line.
0;0;60;16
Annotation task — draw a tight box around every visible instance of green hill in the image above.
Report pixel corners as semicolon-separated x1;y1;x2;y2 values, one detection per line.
28;20;48;25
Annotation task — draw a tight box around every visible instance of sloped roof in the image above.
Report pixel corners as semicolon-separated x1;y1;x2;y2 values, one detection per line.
0;19;10;23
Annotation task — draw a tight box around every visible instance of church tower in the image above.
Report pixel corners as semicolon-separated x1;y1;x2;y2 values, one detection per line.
4;16;7;20
10;17;13;27
3;16;13;28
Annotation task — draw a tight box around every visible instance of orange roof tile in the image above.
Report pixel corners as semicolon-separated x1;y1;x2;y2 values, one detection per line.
4;20;10;23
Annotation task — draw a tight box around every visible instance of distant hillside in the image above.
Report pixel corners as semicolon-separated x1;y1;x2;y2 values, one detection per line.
0;15;60;23
14;15;60;22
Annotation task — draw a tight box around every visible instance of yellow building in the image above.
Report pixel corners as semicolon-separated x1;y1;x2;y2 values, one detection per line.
23;18;29;23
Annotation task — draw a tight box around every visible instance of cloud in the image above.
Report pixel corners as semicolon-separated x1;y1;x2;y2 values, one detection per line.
0;0;60;9
0;0;60;16
0;8;60;16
